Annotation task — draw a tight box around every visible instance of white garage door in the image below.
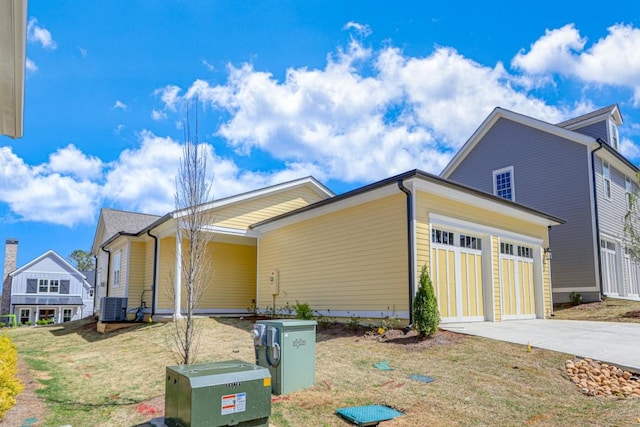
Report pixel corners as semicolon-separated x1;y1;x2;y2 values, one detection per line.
431;228;485;322
601;238;620;296
500;242;536;320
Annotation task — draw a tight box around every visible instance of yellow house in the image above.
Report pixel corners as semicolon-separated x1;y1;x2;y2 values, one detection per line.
251;170;563;323
91;171;562;324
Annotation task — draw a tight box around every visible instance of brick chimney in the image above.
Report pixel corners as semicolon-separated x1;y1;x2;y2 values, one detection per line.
1;239;18;315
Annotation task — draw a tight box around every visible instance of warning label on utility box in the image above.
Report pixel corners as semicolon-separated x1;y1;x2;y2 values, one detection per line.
221;392;246;415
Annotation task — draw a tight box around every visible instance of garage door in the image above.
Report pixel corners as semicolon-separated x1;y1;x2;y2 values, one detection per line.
431;228;484;322
623;251;640;298
500;242;535;320
601;239;620;296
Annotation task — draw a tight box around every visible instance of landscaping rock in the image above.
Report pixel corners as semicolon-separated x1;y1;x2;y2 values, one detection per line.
565;359;640;399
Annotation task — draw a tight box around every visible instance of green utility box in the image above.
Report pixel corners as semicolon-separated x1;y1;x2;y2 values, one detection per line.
252;319;317;395
165;360;271;427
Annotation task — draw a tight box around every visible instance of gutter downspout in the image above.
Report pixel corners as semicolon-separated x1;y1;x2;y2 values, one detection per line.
397;179;415;327
147;230;159;316
592;138;606;300
93;255;98;316
101;247;111;298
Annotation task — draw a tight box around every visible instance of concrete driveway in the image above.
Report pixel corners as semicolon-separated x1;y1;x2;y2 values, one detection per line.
441;319;640;372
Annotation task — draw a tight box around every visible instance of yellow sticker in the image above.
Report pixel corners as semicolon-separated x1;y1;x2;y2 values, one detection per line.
264;377;271;387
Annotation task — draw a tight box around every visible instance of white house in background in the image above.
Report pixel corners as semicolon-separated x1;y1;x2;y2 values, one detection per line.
9;250;94;324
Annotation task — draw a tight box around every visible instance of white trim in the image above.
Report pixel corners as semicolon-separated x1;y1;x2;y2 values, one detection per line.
10;250;87;279
552;286;599;293
429;213;543;246
492;166;515;201
587;148;602;293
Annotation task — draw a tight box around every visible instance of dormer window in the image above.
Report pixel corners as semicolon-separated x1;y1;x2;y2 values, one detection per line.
609;120;619;151
493;166;514;201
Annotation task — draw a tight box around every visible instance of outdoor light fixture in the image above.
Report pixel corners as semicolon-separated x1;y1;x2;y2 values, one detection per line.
544;247;552;260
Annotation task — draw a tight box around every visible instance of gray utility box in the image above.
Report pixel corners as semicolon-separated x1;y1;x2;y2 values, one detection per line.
165;360;271;427
252;319;317;395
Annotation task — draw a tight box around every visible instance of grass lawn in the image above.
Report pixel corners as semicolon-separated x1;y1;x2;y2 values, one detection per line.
553;297;640;323
3;316;640;426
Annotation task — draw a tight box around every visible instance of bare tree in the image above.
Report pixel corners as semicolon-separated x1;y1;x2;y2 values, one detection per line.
171;105;214;365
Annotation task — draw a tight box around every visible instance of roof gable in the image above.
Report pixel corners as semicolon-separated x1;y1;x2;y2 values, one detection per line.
10;250;85;278
92;208;161;254
441;107;597;178
556;104;622;129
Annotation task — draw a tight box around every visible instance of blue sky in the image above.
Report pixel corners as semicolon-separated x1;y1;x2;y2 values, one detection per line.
2;0;640;274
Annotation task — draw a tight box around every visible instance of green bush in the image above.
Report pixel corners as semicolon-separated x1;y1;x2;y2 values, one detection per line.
569;292;582;306
0;335;23;418
294;301;314;320
413;264;440;337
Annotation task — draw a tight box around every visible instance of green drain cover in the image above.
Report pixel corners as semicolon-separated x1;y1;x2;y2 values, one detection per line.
336;405;403;426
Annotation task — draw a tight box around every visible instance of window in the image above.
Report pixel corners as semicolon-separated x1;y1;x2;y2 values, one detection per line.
432;228;454;245
601;239;616;251
603;161;611;199
493;166;514;201
113;251;121;288
610;121;619;151
19;309;30;325
517;246;533;258
460;234;482;250
626;176;633;209
89;289;94;298
63;309;72;322
500;242;514;255
38;279;59;293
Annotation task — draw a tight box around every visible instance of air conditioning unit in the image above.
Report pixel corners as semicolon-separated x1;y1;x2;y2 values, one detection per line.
99;297;128;322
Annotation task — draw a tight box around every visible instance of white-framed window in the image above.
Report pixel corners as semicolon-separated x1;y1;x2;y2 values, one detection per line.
603;160;612;199
19;309;30;325
610;121;619;151
38;279;59;293
601;238;616;251
517;245;533;259
626;176;633;209
63;309;72;322
493;166;514;201
432;228;454;245
500;242;514;255
89;289;94;298
113;251;121;288
460;234;482;250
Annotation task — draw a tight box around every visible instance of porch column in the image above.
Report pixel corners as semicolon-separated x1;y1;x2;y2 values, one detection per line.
174;228;182;320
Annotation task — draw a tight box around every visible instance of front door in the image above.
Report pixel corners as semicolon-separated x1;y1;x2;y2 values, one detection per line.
38;309;55;322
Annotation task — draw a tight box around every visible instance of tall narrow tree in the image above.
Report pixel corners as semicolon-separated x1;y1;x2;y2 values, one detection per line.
171;105;214;365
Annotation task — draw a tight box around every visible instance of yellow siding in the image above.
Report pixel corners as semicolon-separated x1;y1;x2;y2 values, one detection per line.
214;186;326;230
257;193;408;313
144;239;155;306
127;242;146;311
156;237;256;311
544;257;552;318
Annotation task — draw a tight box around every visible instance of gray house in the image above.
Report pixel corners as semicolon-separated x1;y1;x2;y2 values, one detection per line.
441;105;640;303
9;249;95;324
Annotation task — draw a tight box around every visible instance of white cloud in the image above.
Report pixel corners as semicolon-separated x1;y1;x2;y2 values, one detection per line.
0;147;99;226
113;100;128;110
621;137;640;160
153;85;182;112
27;18;57;50
25;58;38;73
202;59;215;71
513;24;640;105
156;39;571;183
47;144;103;180
78;47;87;57
151;109;168;121
343;21;372;37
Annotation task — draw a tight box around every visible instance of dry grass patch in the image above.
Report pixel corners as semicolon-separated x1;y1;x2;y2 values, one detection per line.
553;298;640;323
5;317;640;426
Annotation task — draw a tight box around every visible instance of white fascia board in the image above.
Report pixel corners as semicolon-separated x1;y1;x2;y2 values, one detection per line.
562;107;622;130
253;184;401;234
411;177;561;228
0;0;27;138
441;107;596;178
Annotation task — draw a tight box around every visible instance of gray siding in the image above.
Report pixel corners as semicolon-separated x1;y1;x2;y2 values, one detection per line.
448;118;598;292
594;156;632;238
571;121;608;142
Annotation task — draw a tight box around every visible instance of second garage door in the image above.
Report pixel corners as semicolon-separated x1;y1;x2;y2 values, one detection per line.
500;242;536;320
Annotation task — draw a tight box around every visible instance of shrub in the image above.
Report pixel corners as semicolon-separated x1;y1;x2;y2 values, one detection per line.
569;292;582;306
413;264;440;337
0;335;23;418
294;301;314;320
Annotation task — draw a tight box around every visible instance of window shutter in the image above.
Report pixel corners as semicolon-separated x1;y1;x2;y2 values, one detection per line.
26;279;37;294
60;280;70;294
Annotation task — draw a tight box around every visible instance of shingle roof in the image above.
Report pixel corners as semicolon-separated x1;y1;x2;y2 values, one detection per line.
99;208;161;245
555;104;620;128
